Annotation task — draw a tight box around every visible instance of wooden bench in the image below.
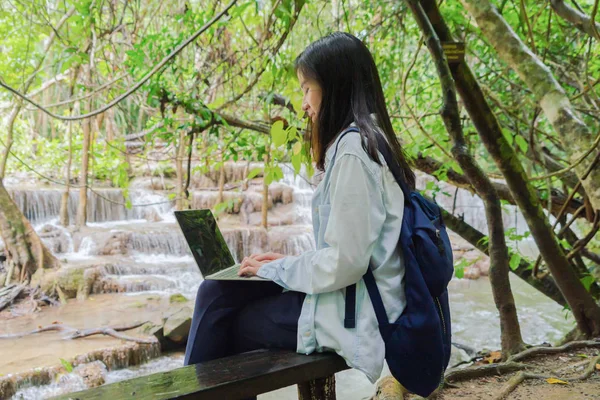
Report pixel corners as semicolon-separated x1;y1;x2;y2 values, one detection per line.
52;349;349;400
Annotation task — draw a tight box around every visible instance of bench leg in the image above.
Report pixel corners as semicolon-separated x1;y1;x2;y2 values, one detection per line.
297;374;336;400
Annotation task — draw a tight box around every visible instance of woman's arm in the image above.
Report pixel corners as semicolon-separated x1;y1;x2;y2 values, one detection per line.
243;153;386;294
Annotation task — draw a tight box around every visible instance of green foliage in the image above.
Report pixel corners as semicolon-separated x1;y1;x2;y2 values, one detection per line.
59;358;73;373
580;275;596;293
509;253;521;271
454;257;474;279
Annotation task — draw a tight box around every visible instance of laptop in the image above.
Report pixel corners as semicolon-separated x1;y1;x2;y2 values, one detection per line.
174;209;268;281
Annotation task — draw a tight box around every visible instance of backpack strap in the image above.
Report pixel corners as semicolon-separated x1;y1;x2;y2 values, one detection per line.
344;283;357;328
373;133;411;204
363;264;390;326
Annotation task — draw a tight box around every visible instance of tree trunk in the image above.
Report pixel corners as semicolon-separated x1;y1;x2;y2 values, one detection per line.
77;90;92;227
262;154;269;229
422;0;600;336
217;132;225;204
0;180;61;282
460;0;600;212
407;0;525;357
175;129;186;211
0;105;21;179
60;119;73;227
60;69;80;227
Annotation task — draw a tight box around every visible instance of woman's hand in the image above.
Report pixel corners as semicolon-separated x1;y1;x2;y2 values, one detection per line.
238;252;285;277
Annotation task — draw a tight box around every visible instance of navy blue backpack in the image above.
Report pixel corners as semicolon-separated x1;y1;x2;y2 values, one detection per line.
340;128;454;398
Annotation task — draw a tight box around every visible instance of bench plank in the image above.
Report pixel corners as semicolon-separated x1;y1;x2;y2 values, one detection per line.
51;350;349;400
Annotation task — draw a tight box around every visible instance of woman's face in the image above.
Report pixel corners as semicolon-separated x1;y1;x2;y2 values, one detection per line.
297;71;322;123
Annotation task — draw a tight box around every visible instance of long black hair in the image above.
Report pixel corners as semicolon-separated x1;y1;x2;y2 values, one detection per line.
295;32;415;189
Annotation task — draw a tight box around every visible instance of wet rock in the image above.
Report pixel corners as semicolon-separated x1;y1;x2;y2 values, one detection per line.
80;267;102;300
169;293;188;304
0;376;16;399
192;191;244;214
190;173;217;189
38;224;72;254
163;306;192;344
142;207;163;222
99;231;130;256
476;257;491;276
95;275;176;294
464;265;482;280
202;161;264;186
269;183;294;205
73;341;160;370
74;360;107;388
32;265;87;299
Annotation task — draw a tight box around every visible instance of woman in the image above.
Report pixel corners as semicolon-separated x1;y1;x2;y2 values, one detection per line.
184;32;415;387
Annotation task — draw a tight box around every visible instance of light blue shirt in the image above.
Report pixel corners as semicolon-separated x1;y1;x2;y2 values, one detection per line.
258;128;406;382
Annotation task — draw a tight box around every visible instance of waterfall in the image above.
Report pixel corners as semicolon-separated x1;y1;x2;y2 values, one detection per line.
8;188;174;224
129;230;188;256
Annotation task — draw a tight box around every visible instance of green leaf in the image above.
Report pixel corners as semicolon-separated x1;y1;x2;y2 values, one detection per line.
60;358;73;373
292;141;302;155
288;126;298;141
515;135;528;153
271;120;286;147
292;153;302;173
581;275;596;292
247;167;262;180
502;129;514;146
264;170;274;185
455;265;464;279
509;253;521;271
272;165;283;181
75;0;93;16
230;2;253;18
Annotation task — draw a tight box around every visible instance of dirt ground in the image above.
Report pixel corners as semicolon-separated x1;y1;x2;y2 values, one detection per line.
433;347;600;400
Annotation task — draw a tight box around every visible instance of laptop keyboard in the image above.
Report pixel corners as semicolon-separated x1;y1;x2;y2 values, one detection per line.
207;264;241;279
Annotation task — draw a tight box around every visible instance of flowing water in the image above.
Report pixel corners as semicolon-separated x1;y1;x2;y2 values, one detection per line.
3;166;575;400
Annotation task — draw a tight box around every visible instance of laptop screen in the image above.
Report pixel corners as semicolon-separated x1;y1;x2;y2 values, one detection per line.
175;209;236;277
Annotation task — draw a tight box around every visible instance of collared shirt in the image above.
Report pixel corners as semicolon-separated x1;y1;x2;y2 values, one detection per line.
257;127;406;383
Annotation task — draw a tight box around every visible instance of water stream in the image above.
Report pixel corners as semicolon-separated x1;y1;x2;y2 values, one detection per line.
3;166;574;399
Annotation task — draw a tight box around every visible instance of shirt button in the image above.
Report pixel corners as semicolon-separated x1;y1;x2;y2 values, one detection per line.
306;298;311;304
304;331;311;337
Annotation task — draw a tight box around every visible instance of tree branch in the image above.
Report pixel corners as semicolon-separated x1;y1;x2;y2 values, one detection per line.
440;207;566;306
550;0;600;40
414;154;585;218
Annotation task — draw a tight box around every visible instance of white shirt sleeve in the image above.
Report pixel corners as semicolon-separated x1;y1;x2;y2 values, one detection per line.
257;153;386;294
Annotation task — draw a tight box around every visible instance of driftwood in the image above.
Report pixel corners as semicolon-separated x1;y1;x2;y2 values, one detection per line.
0;321;156;344
0;284;26;311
